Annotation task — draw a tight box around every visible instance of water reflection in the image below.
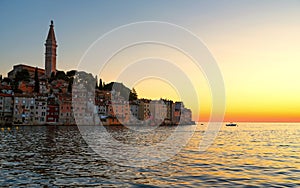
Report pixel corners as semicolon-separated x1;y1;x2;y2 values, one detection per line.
0;123;299;187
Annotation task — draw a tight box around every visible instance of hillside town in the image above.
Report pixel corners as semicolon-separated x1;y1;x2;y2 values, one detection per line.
0;21;193;126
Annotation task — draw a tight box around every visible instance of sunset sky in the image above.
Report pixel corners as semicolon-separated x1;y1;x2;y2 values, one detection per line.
1;0;300;122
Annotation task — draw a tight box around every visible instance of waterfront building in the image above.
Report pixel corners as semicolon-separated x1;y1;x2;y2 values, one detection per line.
97;103;107;117
13;94;35;124
138;99;151;120
46;97;59;124
129;101;139;122
173;102;184;124
95;90;108;120
162;99;174;124
72;83;95;125
34;95;47;125
58;94;75;125
107;100;130;124
72;84;85;124
150;100;167;123
0;93;13;125
181;108;192;124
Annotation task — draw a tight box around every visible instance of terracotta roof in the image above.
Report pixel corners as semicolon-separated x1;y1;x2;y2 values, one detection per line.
12;64;45;72
0;93;12;97
0;85;12;90
13;93;34;98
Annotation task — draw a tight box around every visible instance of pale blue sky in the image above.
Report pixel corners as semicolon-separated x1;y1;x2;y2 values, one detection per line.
1;0;299;77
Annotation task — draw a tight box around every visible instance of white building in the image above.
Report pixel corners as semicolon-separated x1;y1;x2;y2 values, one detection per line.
129;101;139;122
138;99;151;121
181;108;192;124
13;94;35;124
34;95;47;125
150;100;167;122
0;93;13;125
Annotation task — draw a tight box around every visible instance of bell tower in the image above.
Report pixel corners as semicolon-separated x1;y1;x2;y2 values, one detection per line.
45;20;57;78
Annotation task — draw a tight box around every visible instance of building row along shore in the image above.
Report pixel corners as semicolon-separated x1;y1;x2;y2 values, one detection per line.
0;20;193;126
0;78;193;126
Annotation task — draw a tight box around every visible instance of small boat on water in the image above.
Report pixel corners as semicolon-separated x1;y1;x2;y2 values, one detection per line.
226;122;237;126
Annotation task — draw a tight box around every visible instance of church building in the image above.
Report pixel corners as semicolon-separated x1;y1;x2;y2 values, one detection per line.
8;20;58;79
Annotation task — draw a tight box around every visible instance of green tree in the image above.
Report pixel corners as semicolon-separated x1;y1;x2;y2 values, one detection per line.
73;71;96;91
95;75;98;89
14;69;30;91
2;77;12;85
34;67;40;93
15;69;30;82
99;79;103;90
56;71;67;80
49;72;56;82
129;88;138;101
67;70;77;77
68;77;73;93
0;75;2;81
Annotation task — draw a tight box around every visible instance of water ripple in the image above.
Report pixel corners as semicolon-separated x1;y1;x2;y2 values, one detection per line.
0;123;299;187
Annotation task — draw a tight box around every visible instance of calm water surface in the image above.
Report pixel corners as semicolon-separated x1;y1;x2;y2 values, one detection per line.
0;123;299;187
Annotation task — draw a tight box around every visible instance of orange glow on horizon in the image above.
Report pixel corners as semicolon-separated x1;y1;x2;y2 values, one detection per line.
197;111;300;122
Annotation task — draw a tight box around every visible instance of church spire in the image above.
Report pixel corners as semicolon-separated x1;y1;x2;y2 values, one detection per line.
46;20;56;42
45;20;57;78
